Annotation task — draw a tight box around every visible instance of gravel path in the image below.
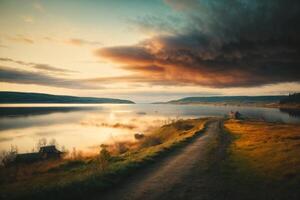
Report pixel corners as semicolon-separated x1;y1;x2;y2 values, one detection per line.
97;119;223;200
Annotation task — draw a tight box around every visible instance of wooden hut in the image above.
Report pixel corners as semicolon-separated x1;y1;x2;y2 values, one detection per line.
15;152;40;163
14;145;63;164
39;145;63;159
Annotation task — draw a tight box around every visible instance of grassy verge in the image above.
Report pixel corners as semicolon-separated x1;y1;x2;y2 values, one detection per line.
221;119;300;200
0;118;208;200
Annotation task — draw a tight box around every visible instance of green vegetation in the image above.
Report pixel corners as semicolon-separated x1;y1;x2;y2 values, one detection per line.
166;95;286;104
0;91;134;104
280;93;300;104
280;93;300;108
0;118;207;200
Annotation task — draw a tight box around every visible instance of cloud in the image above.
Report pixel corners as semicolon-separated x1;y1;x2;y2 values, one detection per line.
7;35;34;44
33;64;76;73
0;57;77;74
67;38;102;46
33;2;45;12
5;34;101;47
164;0;200;11
21;15;34;23
95;0;300;88
0;65;100;89
0;44;8;48
114;91;222;98
128;14;184;35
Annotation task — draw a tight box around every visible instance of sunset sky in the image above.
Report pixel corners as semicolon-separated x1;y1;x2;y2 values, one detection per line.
0;0;300;102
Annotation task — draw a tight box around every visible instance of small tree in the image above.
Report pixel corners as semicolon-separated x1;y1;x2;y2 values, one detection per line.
115;142;128;154
0;145;18;167
97;146;111;171
36;138;47;149
71;147;77;160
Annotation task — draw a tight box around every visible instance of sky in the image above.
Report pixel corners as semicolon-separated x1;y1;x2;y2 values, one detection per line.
0;0;300;103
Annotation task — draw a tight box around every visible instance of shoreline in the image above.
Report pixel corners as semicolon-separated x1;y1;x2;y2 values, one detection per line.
162;102;300;109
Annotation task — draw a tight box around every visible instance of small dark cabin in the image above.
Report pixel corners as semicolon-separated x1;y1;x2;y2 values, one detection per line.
39;145;63;159
15;145;63;163
15;153;40;163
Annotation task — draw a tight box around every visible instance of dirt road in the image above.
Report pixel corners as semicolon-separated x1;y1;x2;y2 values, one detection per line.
97;119;224;200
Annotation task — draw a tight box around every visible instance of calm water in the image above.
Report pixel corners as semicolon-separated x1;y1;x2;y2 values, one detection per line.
0;104;299;153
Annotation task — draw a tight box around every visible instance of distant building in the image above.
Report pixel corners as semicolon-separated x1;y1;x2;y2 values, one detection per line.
39;145;63;159
229;111;242;119
15;145;63;163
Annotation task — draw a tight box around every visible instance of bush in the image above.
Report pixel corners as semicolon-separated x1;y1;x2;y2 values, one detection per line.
114;142;128;154
0;146;18;167
97;148;111;171
70;147;83;161
140;136;162;148
134;133;145;140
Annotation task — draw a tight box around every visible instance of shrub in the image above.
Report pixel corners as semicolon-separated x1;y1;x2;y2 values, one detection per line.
0;146;18;167
114;142;128;154
97;147;111;171
140;136;162;148
70;147;83;161
134;133;145;140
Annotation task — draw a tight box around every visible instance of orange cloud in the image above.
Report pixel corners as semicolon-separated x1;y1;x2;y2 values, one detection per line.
94;0;300;88
95;34;300;88
67;38;102;46
7;35;34;44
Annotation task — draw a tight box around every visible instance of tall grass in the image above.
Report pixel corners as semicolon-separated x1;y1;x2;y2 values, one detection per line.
225;119;300;180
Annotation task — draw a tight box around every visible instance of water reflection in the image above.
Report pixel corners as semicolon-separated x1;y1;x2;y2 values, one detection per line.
0;106;95;118
280;108;300;118
0;104;299;154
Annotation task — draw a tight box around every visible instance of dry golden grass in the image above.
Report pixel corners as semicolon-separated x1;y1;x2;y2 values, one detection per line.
225;119;300;180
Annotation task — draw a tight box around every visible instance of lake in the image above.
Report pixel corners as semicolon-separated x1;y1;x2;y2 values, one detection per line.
0;104;299;154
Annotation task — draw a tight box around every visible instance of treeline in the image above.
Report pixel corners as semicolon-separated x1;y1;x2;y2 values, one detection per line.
280;93;300;104
168;95;286;104
0;91;135;104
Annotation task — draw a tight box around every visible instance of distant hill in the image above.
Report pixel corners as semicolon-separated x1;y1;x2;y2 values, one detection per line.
166;96;286;104
0;92;135;104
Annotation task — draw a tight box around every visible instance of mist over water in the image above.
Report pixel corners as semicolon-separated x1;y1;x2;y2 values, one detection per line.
0;104;299;153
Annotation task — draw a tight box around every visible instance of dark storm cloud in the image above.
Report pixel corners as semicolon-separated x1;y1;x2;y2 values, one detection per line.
164;0;200;11
0;57;77;74
96;0;300;88
0;66;99;89
128;14;184;35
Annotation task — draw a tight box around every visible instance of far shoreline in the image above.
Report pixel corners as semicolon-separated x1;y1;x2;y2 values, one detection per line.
160;102;300;110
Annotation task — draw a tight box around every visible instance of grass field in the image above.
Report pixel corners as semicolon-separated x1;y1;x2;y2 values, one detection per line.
225;119;300;180
223;119;300;199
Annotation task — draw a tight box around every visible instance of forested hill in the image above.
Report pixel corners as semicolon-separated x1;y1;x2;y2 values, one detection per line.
0;92;135;104
280;93;300;104
166;96;286;104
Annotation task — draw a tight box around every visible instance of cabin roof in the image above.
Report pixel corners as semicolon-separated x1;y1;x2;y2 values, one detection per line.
39;145;62;153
